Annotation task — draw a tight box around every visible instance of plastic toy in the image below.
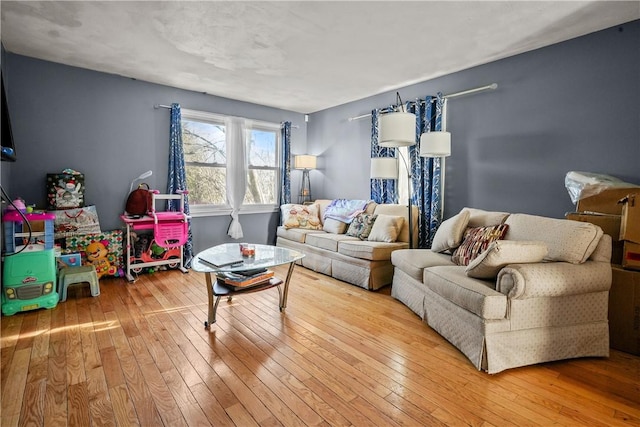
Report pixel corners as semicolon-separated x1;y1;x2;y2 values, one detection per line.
121;190;189;281
2;211;57;315
2;250;57;315
85;240;118;278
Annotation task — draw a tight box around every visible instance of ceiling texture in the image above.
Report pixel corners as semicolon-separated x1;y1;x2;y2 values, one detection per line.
1;1;639;113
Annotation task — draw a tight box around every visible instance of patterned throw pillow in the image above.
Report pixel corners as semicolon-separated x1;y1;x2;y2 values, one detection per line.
346;213;377;240
451;224;509;266
281;204;322;230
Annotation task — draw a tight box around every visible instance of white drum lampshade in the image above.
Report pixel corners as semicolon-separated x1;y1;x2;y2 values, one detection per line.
370;157;399;179
419;131;451;157
379;112;416;147
294;154;317;170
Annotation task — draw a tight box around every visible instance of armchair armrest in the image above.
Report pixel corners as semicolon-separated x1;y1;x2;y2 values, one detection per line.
496;261;611;299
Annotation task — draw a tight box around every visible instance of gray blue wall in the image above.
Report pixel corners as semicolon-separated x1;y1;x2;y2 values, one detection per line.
308;20;640;219
1;55;307;252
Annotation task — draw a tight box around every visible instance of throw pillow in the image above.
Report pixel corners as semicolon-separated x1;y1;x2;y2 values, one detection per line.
281;204;322;230
451;224;509;266
367;214;405;243
323;218;348;234
465;240;548;279
346;213;377;240
431;210;471;253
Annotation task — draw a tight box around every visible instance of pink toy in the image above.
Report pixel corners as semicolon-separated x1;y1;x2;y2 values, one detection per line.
149;190;189;248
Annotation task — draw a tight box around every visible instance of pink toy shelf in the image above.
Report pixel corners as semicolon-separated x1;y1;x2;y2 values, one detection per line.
120;190;189;282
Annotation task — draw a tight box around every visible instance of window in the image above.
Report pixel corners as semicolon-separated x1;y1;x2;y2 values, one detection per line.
181;109;281;216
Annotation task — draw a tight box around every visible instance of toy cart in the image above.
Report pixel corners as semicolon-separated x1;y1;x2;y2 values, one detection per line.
2;211;58;315
120;191;189;282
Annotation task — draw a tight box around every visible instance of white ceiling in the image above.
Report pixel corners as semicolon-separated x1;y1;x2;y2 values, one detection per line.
1;1;638;113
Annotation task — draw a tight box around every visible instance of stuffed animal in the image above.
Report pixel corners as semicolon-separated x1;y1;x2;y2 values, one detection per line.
85;240;118;278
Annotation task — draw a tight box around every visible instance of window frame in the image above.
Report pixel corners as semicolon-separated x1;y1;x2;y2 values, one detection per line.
181;108;281;217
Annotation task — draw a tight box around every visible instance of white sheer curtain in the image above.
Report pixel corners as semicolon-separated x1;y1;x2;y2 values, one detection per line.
225;117;251;238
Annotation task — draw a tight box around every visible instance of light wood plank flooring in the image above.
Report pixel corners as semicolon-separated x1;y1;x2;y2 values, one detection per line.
2;266;639;426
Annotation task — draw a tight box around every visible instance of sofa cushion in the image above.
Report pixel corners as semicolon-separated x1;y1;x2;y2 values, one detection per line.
346;213;377;239
431;210;471;253
280;204;322;230
463;207;510;228
323;218;348;234
306;232;359;252
452;224;509;266
338;240;407;261
276;226;325;243
373;204;415;244
423;266;508;320
368;214;405;243
504;213;604;264
465;240;548;279
314;199;333;225
391;249;455;281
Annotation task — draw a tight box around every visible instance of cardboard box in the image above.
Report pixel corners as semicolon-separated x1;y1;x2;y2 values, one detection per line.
565;212;621;239
565;212;623;264
619;194;640;244
622;241;640;271
576;187;639;215
612;241;624;266
609;266;640;355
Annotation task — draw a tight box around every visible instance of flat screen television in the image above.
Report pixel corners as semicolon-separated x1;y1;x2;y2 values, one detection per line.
2;74;16;161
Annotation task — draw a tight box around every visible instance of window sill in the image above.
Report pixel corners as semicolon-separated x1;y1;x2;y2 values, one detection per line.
190;204;279;218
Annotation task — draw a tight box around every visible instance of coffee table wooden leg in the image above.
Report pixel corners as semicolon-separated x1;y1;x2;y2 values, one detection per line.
280;262;296;311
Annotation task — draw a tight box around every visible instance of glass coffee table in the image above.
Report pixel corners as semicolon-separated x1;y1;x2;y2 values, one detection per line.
192;243;304;328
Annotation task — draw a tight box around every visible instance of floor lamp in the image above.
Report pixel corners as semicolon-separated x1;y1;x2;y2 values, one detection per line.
373;92;417;248
294;155;317;204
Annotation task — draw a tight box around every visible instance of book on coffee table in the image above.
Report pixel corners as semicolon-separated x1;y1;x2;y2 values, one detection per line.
198;252;244;268
216;270;275;288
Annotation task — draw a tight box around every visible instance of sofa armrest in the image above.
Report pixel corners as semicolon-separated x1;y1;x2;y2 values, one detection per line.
496;261;611;299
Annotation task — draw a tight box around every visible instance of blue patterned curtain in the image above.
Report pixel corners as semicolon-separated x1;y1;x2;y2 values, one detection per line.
280;121;292;205
370;108;398;203
408;94;445;248
168;103;194;267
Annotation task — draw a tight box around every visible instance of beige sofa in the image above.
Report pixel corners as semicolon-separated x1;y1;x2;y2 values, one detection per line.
391;207;612;374
276;199;418;290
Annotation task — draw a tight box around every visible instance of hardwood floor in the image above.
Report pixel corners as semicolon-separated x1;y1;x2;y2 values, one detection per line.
2;266;639;426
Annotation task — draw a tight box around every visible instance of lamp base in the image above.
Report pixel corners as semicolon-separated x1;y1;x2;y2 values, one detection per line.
298;169;312;204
